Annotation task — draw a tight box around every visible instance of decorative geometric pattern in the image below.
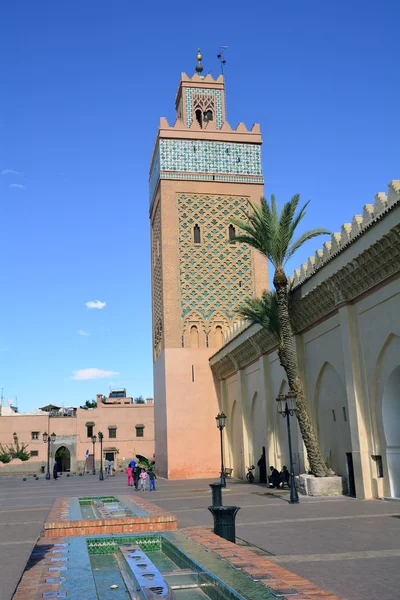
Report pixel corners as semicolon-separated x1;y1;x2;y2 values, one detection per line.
149;143;160;204
149;140;264;205
160;139;262;176
178;194;254;324
152;203;163;356
87;535;162;554
185;88;223;128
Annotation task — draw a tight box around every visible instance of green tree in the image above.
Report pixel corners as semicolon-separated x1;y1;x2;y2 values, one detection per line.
232;194;330;477
0;444;11;463
84;399;97;409
134;396;145;404
7;439;31;461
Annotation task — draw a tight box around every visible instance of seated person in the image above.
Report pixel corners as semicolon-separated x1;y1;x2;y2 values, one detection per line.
280;465;290;486
269;466;281;488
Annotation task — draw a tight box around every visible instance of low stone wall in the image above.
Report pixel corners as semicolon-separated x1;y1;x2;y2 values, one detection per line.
296;473;344;496
0;459;43;475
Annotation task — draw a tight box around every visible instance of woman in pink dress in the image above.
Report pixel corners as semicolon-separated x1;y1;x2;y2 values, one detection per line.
125;465;133;486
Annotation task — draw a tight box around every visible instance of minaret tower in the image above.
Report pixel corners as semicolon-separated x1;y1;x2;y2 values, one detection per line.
149;51;267;478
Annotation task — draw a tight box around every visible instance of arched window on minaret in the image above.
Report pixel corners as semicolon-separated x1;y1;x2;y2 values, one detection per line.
193;224;201;244
229;224;236;242
190;325;199;348
215;325;223;349
195;109;203;128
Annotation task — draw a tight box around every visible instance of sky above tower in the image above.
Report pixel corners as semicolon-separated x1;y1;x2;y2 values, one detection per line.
1;1;399;410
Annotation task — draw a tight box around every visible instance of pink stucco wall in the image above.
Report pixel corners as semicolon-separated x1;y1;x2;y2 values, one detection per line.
154;348;220;479
0;399;154;471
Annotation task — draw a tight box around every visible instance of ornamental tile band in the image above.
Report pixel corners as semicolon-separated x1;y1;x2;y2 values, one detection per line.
149;139;263;204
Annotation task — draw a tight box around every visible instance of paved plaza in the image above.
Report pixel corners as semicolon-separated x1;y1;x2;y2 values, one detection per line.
0;476;399;600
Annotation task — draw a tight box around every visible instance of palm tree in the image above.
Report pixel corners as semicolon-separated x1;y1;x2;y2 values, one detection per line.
232;194;330;477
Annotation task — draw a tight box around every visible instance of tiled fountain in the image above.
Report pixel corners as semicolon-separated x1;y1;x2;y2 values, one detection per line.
43;495;177;537
15;494;342;600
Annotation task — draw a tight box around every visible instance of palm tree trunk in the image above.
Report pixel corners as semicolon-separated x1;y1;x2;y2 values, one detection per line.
274;268;329;477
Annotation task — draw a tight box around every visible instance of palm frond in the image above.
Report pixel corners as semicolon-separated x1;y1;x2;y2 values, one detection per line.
285;228;331;264
236;291;282;343
231;194;329;271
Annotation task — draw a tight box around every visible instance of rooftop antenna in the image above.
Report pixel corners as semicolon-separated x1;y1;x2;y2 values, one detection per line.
217;46;228;75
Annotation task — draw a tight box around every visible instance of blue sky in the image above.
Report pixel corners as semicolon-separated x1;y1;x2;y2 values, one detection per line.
1;1;398;411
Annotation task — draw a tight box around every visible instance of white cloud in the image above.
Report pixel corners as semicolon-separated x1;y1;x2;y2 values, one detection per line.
70;368;119;381
77;330;89;336
85;300;106;310
1;169;19;176
9;183;25;189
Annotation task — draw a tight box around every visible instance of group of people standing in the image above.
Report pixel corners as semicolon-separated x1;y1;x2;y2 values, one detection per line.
125;457;156;491
104;458;115;477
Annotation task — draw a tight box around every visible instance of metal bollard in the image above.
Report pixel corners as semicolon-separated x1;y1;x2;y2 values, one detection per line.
208;506;240;543
209;483;223;507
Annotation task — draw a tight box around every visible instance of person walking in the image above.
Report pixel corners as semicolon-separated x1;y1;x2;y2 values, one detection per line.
125;465;133;487
148;469;156;491
104;458;110;478
133;465;140;491
109;459;115;477
129;457;136;469
53;459;59;480
139;468;147;491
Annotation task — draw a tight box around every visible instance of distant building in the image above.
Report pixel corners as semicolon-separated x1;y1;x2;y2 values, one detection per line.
0;391;154;474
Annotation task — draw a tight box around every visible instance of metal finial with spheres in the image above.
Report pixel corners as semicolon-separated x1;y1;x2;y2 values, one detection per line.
196;48;203;74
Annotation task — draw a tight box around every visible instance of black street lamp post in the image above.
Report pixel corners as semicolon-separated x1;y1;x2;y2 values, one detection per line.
216;412;227;487
42;432;56;481
91;435;97;475
276;391;299;504
98;432;104;481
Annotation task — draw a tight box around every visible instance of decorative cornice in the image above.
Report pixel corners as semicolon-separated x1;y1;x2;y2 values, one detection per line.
289;180;400;289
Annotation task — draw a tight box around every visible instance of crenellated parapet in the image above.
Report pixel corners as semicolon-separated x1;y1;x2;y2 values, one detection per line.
289;180;400;288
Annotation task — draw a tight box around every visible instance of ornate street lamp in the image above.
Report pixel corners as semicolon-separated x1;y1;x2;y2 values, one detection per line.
91;435;97;475
98;432;104;481
276;391;299;504
215;412;227;487
43;431;56;480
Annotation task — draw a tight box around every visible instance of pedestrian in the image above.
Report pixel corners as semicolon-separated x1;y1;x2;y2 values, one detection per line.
129;457;136;469
53;459;58;480
280;465;290;487
139;468;147;491
133;465;140;491
148;469;156;491
257;452;267;484
125;465;133;487
269;466;281;488
109;459;115;477
104;458;110;477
